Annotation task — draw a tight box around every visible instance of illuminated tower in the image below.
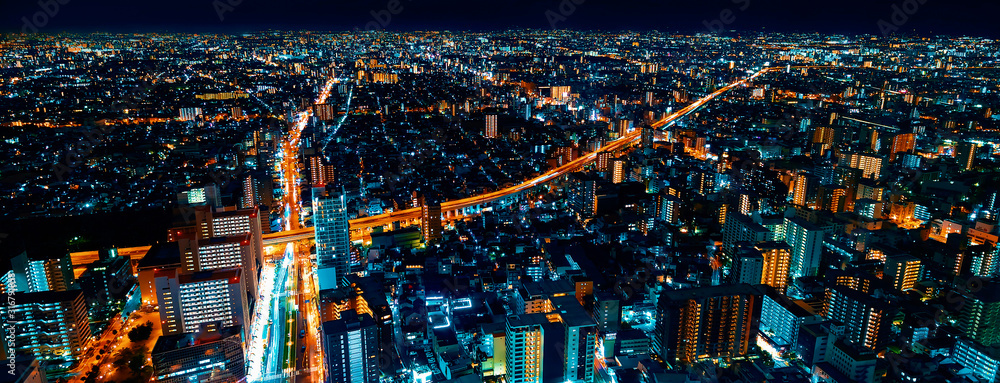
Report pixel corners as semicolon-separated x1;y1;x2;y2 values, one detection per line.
308;155;337;186
757;242;792;294
505;314;548;383
322;310;379;383
313;185;351;290
823;285;894;351
884;254;922;292
889;133;916;161
485;114;499;138
177;234;258;298
784;217;824;278
420;195;442;244
956;142;977;171
653;284;762;367
791;173;810;206
611;158;627;184
811;126;835;156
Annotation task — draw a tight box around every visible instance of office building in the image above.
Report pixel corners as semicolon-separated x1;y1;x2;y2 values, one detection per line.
151;325;246;383
322;310;379;383
154;268;250;342
177;184;221;207
177;234;258;298
313;185;352;290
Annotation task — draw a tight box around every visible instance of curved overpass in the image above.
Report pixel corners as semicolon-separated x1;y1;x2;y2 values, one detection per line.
264;66;794;245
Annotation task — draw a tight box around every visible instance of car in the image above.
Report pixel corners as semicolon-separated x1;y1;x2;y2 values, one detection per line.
299;330;305;338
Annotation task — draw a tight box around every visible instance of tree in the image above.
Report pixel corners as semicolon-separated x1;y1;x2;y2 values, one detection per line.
127;322;153;343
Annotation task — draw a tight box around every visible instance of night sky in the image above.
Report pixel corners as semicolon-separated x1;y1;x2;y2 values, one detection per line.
1;0;998;36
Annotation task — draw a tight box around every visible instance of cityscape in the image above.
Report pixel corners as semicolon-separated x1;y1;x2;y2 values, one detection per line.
1;3;1000;383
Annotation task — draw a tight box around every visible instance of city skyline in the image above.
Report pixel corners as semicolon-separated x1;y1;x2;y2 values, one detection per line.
2;13;1000;383
1;0;998;37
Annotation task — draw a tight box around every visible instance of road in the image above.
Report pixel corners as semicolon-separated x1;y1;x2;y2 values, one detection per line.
258;248;295;382
67;309;161;383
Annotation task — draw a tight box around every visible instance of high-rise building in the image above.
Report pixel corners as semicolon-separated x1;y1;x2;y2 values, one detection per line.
240;173;274;211
952;338;1000;383
657;194;681;225
957;279;1000;347
689;170;717;196
855;181;886;202
0;290;91;375
594;291;621;358
569;173;599;218
154;268;250;342
485;114;498;138
653;284;763;367
817;184;848;213
177;234;258;298
313;185;352;290
791;172;811;206
548;296;597;383
420;196;442;244
9;251;74;293
731;248;764;285
322;310;379;383
784;217;825;278
757;242;793;293
823;285;895;351
884;254;922;292
151;325;246;383
722;212;772;258
505;314;549;383
551;85;571;101
759;286;819;348
610;158;627;184
840;152;884;179
308;155;337;187
811;126;836;155
854;198;883;220
177;184;221;207
955;141;977;171
194;206;264;264
889;133;916;161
